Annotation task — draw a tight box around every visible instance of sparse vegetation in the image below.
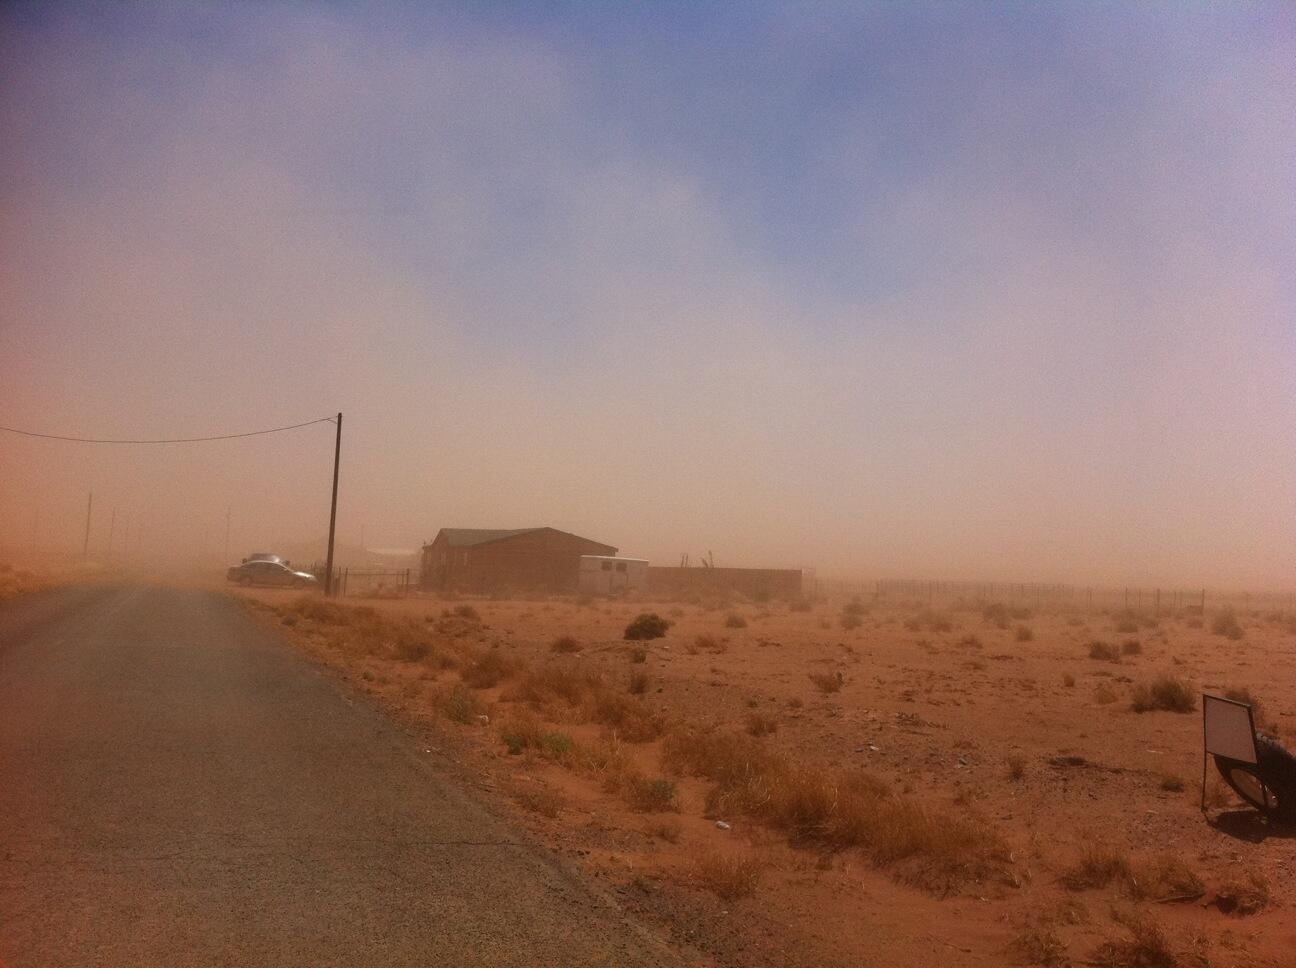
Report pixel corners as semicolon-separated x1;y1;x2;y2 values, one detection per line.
1010;925;1068;967
1062;673;1076;688
724;612;748;629
1061;845;1132;891
461;648;513;688
745;711;779;736
1089;916;1176;968
549;635;582;653
1015;625;1033;642
1007;755;1026;782
808;671;843;694
693;849;763;900
624;613;671;640
1211;608;1244;640
1120;639;1141;655
1131;676;1195;713
1088;641;1120;662
626;777;678;812
453;604;481;622
628;670;649;695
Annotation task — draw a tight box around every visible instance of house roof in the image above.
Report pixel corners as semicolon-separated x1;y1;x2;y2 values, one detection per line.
436;528;544;548
428;527;617;552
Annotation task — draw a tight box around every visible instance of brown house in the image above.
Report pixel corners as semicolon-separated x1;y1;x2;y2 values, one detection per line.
420;527;617;592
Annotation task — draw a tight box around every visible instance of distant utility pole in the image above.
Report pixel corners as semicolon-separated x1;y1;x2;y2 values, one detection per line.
83;492;92;558
107;506;116;558
224;506;231;564
324;412;342;596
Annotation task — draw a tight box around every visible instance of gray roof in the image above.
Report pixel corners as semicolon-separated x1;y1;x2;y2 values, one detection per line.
436;528;544;548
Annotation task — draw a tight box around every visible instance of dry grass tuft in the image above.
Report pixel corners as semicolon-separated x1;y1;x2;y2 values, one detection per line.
624;613;671;640
808;671;844;694
1214;872;1270;915
724;612;748;629
628;670;649;695
745;711;779;736
1060;845;1132;891
1007;755;1026;782
693;634;727;654
1088;641;1120;662
1120;639;1142;656
461;648;514;689
692;849;763;900
1015;625;1034;642
1210;609;1244;640
1010;924;1068;966
1089;916;1177;968
1130;676;1195;714
626;777;678;812
662;727;1005;894
549;635;582;653
1062;673;1076;688
1133;856;1203;900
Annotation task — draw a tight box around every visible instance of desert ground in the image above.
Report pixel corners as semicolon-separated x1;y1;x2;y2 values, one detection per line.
221;583;1295;967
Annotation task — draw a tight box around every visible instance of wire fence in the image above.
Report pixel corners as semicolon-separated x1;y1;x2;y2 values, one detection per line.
809;577;1296;614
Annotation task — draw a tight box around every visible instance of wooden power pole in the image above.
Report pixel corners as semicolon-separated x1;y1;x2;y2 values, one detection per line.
324;413;342;596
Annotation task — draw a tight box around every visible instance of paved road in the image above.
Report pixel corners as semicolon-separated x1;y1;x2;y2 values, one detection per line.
0;585;678;968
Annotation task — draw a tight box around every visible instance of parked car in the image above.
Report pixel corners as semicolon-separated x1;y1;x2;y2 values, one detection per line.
227;559;319;588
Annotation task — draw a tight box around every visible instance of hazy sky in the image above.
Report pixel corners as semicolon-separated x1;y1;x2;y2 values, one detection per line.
2;2;1294;587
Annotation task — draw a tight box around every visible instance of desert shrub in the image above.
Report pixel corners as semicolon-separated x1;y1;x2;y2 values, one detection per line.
440;685;481;724
693;850;762;900
981;602;1011;629
628;646;647;663
392;634;431;662
1088;641;1120;662
1061;845;1132;891
745;711;779;736
1094;684;1118;704
808;671;843;694
1120;639;1141;656
1211;609;1244;639
1134;855;1203;900
1214;872;1270;915
662;727;1004;893
1113;612;1139;634
840;613;863;630
1131;676;1195;713
1090;916;1176;968
694;634;726;653
1015;625;1033;642
1159;775;1184;792
549;636;582;654
647;817;682;842
515;787;563;818
628;671;649;695
461;648;513;689
724;612;748;629
959;634;982;649
453;604;481;622
624;612;670;640
1006;755;1026;782
842;598;868;617
626;777;677;812
1010;925;1068;967
1062;673;1076;688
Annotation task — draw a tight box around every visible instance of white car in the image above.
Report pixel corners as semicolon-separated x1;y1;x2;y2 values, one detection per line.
227;560;318;588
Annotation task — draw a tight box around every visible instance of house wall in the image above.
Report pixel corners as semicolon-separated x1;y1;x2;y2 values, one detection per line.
422;529;617;592
646;566;802;599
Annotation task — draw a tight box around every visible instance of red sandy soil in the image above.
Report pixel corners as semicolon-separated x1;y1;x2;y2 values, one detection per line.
233;587;1296;967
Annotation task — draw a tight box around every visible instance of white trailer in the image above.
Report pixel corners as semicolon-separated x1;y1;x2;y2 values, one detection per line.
578;555;649;595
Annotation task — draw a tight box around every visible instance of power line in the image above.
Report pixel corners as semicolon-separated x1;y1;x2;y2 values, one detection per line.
0;416;336;444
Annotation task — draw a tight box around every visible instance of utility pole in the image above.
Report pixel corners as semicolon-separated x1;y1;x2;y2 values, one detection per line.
107;506;116;559
83;493;93;559
224;506;231;564
324;412;342;596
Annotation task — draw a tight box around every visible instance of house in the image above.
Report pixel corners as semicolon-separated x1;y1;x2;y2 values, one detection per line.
578;555;649;595
420;527;617;592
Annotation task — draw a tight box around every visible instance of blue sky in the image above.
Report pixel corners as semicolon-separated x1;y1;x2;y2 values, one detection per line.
2;2;1294;584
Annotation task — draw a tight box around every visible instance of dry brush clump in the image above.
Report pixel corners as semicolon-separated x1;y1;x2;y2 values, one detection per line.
624;612;671;640
1089;915;1177;968
1210;608;1244;640
808;671;844;694
692;849;763;900
1130;676;1195;714
661;727;1007;894
1088;641;1121;662
549;635;582;653
503;660;663;742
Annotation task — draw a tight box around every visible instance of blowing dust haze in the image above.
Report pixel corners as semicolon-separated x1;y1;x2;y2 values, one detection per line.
2;3;1294;589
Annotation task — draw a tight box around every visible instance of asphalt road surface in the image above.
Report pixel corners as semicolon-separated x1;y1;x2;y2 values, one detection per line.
0;584;679;968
